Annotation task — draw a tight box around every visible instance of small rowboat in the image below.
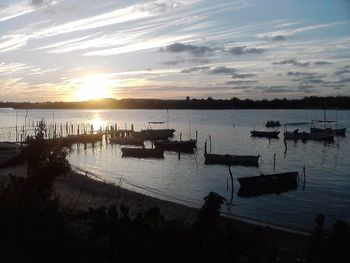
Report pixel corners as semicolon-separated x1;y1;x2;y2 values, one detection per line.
310;127;346;136
121;147;164;159
204;153;259;166
140;129;176;140
284;131;334;141
251;130;280;138
237;172;299;197
154;139;196;152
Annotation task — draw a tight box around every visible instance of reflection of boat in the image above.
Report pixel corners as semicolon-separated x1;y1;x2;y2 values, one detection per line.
121;147;164;159
110;136;144;146
284;131;334;141
154;139;196;152
310;127;346;136
62;133;103;144
237;172;299;197
140;129;175;140
251;130;280;138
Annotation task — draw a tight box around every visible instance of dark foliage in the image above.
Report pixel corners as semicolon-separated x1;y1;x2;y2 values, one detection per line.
308;214;350;263
1;96;350;109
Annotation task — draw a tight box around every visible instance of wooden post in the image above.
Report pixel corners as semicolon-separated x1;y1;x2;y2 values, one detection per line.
209;134;212;153
228;165;234;204
303;166;306;191
273;153;276;171
284;138;287;154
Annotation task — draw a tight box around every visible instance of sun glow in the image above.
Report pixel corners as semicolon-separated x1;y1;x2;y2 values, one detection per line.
75;75;113;101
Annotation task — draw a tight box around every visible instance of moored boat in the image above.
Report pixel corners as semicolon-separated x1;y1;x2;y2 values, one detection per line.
154;139;197;152
284;131;334;141
121;147;164;159
140;129;176;140
237;172;299;197
310;127;346;136
251;130;280;138
204;153;259;166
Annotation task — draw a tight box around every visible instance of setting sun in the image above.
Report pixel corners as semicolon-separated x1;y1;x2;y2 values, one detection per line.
75;75;113;101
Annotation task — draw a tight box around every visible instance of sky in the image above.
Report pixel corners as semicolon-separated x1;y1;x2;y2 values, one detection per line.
0;0;350;102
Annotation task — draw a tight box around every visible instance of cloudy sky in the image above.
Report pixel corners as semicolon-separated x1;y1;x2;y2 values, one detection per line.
1;0;350;101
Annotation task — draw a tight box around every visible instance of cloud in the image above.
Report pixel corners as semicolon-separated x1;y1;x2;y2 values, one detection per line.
27;0;52;7
258;22;346;40
208;66;236;75
301;79;324;84
272;59;309;67
160;42;212;56
163;59;185;66
255;86;295;93
272;35;286;41
227;46;264;55
139;2;183;14
181;66;210;73
231;73;256;79
162;57;210;66
226;80;258;85
187;58;211;64
287;72;317;77
314;61;332;65
335;69;350;76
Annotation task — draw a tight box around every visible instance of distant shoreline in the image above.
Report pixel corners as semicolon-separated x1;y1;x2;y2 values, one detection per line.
1;96;350;110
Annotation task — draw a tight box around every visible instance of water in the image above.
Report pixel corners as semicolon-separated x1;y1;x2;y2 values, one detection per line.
1;108;350;232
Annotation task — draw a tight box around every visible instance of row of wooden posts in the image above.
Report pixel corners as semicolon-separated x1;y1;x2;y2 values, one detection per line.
0;121;136;143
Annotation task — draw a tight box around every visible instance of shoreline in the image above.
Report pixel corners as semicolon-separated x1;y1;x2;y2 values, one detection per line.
71;166;311;236
1;163;308;257
54;168;309;257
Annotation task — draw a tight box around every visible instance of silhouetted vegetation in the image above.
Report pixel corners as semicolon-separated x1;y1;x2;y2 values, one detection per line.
308;214;350;263
1;96;350;109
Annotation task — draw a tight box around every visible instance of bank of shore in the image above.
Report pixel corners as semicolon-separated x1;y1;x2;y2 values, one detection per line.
1;163;308;260
56;168;308;257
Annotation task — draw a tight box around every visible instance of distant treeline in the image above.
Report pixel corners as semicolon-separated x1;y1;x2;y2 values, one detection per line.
1;96;350;110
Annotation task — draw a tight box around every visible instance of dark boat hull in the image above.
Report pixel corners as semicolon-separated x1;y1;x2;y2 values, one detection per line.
140;129;175;140
238;172;298;197
310;127;346;136
251;131;280;138
110;137;144;146
284;132;334;141
121;147;164;159
204;153;259;166
154;139;196;152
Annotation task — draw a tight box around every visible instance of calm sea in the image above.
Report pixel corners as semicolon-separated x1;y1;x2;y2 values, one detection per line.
1;108;349;232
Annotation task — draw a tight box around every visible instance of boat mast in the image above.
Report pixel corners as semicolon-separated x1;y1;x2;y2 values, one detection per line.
167;109;169;129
